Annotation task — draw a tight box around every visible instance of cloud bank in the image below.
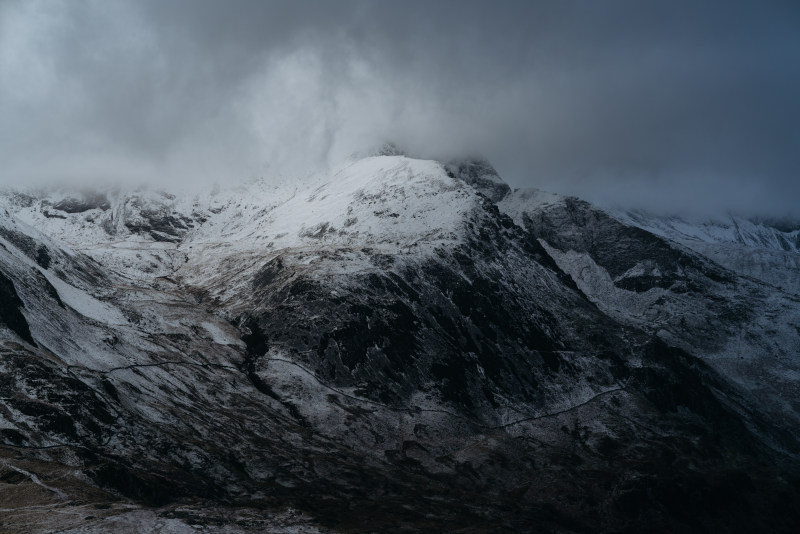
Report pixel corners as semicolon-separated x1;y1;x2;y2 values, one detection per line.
1;0;799;215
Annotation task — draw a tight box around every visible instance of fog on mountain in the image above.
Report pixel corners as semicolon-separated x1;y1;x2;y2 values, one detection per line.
1;2;800;533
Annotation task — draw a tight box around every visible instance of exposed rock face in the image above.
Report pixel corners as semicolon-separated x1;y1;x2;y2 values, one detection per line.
53;193;111;213
0;156;799;533
446;158;511;202
0;271;34;345
501;190;800;434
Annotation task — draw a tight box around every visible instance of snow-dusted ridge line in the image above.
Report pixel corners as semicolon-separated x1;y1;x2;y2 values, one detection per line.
0;156;478;284
611;209;800;252
608;208;800;294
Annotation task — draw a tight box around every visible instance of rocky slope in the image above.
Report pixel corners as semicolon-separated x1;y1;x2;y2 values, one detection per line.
610;209;800;295
1;156;799;532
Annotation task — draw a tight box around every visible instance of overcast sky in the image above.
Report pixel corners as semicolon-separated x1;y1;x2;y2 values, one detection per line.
1;0;798;215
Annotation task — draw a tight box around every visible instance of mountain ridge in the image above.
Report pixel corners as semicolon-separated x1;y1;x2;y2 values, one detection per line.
1;155;799;532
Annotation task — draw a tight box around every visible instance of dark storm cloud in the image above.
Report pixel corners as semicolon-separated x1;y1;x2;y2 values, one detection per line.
1;0;798;215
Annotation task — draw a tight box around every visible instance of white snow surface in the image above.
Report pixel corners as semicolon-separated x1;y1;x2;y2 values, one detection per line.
497;188;564;227
42;271;128;325
174;156;479;303
2;156;476;287
186;156;472;247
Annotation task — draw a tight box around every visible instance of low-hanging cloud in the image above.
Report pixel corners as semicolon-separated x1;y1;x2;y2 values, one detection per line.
1;0;799;216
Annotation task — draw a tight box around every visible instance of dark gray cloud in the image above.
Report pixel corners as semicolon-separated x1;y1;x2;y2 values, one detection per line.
1;0;798;215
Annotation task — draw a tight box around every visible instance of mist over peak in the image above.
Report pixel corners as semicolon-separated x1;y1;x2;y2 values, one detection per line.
1;1;798;217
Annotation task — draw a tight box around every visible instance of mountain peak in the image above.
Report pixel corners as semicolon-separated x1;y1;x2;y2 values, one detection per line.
352;143;511;202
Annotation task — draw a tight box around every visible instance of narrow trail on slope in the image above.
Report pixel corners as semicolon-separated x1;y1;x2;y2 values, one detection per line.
0;457;69;500
57;355;629;435
263;356;629;430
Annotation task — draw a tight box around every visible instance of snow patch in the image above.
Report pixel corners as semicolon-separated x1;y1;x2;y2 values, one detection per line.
42;271;128;325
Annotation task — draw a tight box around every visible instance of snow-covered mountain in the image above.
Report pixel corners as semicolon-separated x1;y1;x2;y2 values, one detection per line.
1;155;799;533
500;190;800;430
611;209;800;295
